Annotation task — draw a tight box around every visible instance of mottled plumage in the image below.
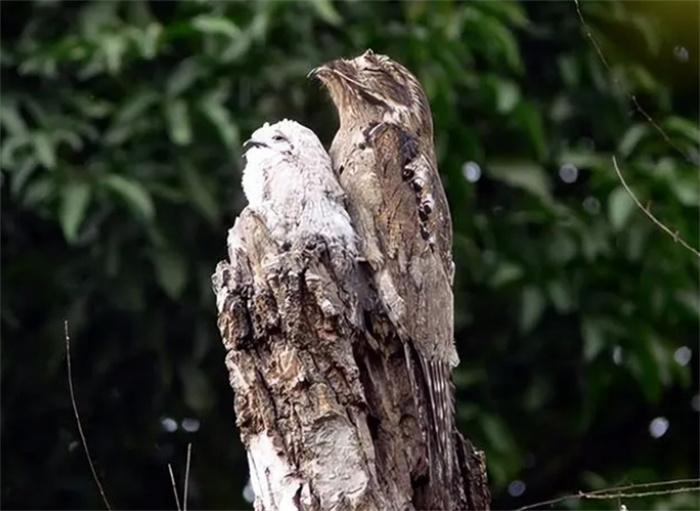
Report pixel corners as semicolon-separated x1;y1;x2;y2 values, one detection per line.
242;119;357;277
311;50;458;485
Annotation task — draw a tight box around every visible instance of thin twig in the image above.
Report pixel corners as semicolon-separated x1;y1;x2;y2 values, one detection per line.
584;486;700;500
515;478;700;511
183;443;192;511
574;0;694;164
168;463;182;511
65;320;112;510
573;0;700;258
587;477;700;495
613;156;700;258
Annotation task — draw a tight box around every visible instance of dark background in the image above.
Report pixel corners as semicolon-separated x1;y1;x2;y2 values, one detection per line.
2;1;698;509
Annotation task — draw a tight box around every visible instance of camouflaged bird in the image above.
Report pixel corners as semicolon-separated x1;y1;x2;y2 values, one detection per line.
310;50;459;486
241;119;358;286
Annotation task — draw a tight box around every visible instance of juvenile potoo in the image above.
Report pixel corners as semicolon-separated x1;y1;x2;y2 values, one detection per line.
310;51;458;483
241;119;357;274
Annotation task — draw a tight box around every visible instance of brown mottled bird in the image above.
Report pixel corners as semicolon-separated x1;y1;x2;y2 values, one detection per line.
310;50;458;485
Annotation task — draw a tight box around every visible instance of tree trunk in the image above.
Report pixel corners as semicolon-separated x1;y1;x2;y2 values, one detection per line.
212;210;490;511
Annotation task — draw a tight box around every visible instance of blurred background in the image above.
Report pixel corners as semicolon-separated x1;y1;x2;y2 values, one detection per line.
2;1;698;509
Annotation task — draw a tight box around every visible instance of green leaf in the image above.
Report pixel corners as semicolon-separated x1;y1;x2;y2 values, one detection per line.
582;317;606;361
676;291;700;322
59;180;91;243
131;22;163;59
151;249;188;299
670;175;700;206
100;34;127;74
625;64;659;93
78;1;119;39
488;161;552;200
54;129;83;152
166;58;205;97
557;150;606;170
481;413;517;455
629;13;661;55
625;223;647;260
179;364;214;413
520;285;545;333
478;412;522;488
165;99;192;146
101;174;155;221
181;162;219;224
0;102;28;135
490;261;524;287
464;8;522;73
608;186;636;231
105;90;158;145
548;233;577;264
33;132;56;170
70;94;113;119
474;0;529;27
627;333;668;404
22;176;54;208
618;124;649;158
663;115;700;144
514;102;548;160
309;0;342;26
115;90;159;125
496;79;520;114
1;133;31;171
191;15;241;39
199;96;239;150
9;157;38;196
557;55;580;87
547;280;574;313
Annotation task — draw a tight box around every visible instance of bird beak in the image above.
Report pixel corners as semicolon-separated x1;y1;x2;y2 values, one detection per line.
243;139;267;151
308;62;364;90
308;64;334;81
307;66;322;79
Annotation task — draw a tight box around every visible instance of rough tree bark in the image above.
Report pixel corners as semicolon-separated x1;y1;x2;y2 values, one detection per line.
212;210;490;511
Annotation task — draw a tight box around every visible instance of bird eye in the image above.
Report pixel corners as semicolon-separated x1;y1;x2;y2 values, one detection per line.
272;135;285;142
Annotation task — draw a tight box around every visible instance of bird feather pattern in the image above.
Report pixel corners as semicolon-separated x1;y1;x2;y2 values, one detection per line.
311;50;459;488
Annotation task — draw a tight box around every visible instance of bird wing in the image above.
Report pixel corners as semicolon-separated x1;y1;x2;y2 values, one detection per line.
333;121;458;483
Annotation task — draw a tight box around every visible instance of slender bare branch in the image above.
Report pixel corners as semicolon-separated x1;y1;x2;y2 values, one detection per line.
613;156;700;258
65;320;112;510
183;443;192;511
515;477;700;511
585;486;700;500
574;0;695;164
572;0;699;258
168;463;182;511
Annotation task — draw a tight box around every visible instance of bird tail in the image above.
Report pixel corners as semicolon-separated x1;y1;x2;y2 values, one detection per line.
404;343;456;485
423;356;456;480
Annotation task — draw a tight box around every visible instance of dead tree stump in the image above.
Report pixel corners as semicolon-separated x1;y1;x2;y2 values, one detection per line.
212;210;490;511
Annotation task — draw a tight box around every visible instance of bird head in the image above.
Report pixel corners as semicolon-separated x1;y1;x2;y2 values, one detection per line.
241;119;331;207
309;49;433;137
243;119;328;165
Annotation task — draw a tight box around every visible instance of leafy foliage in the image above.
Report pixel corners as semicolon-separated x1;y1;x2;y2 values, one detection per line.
2;1;698;510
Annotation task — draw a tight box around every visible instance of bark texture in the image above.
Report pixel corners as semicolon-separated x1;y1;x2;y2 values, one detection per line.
212;210;490;511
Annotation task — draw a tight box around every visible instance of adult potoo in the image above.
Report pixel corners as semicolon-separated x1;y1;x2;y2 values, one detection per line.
310;51;459;483
241;119;357;277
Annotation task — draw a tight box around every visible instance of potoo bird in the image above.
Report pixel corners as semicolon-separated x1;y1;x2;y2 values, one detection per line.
241;119;357;274
310;51;458;482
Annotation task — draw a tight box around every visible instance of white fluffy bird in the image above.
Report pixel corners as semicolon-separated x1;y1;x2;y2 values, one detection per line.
241;119;357;261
